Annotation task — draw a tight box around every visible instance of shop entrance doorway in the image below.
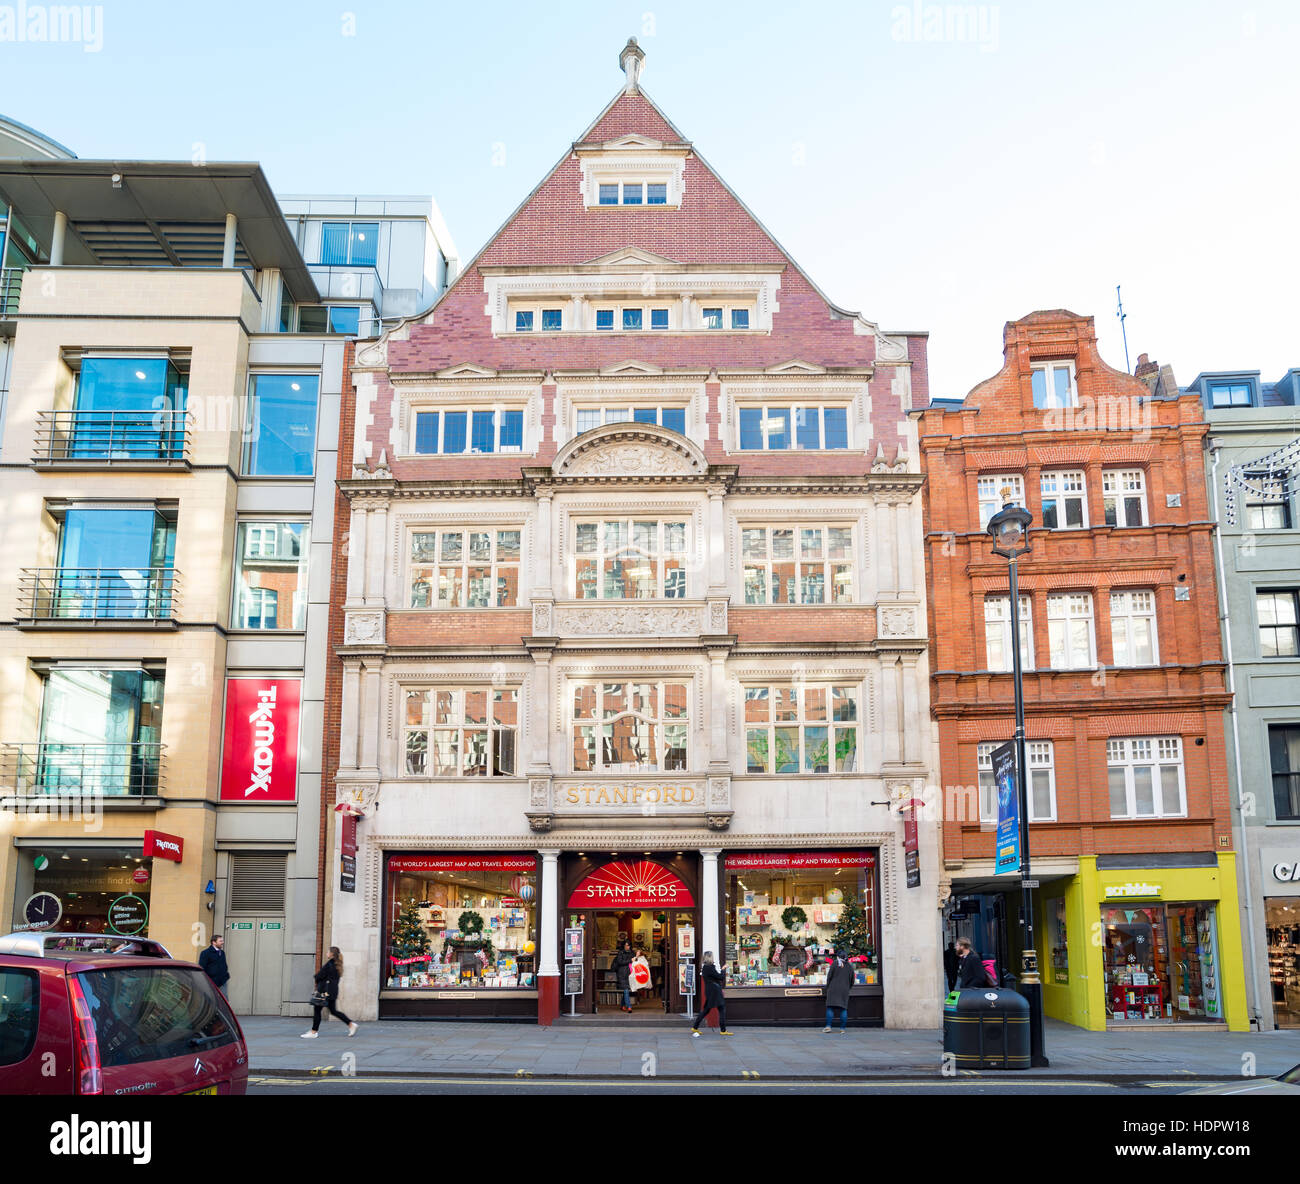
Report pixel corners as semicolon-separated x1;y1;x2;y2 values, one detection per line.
563;855;698;1019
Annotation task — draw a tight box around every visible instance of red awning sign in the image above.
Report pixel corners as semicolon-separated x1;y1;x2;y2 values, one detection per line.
723;851;875;870
568;860;694;908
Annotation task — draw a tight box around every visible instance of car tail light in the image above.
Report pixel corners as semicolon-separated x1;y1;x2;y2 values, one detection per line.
68;977;103;1095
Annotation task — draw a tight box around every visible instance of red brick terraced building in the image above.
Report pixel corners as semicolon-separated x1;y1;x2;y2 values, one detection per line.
917;309;1249;1031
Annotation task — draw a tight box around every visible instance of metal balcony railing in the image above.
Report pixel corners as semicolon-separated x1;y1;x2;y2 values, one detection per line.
0;742;165;797
34;409;190;464
0;267;22;318
17;567;180;622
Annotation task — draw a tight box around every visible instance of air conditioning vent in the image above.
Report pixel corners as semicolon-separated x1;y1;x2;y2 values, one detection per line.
229;852;286;914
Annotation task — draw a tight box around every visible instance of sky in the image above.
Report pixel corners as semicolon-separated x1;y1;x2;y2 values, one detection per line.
2;0;1298;396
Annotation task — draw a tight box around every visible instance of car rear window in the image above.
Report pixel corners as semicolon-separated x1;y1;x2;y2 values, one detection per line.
75;965;238;1067
0;968;39;1066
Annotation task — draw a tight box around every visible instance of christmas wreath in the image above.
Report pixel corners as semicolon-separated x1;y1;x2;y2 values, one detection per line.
781;906;808;931
458;910;485;936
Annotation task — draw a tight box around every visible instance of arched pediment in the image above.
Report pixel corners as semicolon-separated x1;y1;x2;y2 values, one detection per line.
552;423;707;478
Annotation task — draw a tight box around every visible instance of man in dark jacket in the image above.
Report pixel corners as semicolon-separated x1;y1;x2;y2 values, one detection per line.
823;950;854;1032
691;951;733;1036
955;937;990;988
199;935;229;992
943;941;960;991
614;940;634;1012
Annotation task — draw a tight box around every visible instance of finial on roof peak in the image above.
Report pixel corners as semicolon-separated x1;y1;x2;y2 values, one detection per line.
620;37;645;92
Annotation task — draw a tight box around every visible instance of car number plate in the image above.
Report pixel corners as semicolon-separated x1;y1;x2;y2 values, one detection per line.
184;1086;218;1095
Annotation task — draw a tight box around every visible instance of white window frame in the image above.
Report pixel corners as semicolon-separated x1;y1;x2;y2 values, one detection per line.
1107;736;1186;819
1047;593;1096;669
403;687;520;779
1109;589;1159;667
1031;360;1077;409
984;594;1034;671
1258;589;1300;658
573;405;688;436
570;680;690;774
590;302;674;332
245;524;278;557
1243;472;1291;530
743;683;860;774
1040;470;1089;530
572;518;689;600
977;474;1025;529
595;180;669;206
698;302;756;330
410;405;527;456
408;527;523;609
735;404;853;451
510;302;564;333
740;524;855;605
1102;469;1148;528
977;741;1055;823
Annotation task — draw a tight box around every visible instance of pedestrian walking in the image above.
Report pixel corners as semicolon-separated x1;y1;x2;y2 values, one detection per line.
691;950;733;1036
198;934;229;992
301;945;358;1038
822;948;853;1032
943;940;959;992
954;936;993;988
630;945;653;1003
614;939;635;1011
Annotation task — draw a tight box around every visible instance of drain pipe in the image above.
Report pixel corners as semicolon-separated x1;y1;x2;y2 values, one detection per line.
1209;441;1262;1029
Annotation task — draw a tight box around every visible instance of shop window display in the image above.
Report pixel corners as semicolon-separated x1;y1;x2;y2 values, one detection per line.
1266;899;1300;1028
384;855;537;989
1102;903;1222;1023
13;848;150;936
723;852;878;988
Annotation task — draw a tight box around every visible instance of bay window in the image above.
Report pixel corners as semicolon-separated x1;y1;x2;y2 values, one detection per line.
741;525;853;604
571;681;689;773
1108;737;1185;818
744;684;859;774
409;528;521;608
403;688;518;777
574;519;687;599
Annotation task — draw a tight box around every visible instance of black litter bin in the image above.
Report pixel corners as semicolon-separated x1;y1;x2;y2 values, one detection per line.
942;988;1030;1070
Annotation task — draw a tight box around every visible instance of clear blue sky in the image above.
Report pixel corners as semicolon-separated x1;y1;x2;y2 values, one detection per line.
4;0;1298;396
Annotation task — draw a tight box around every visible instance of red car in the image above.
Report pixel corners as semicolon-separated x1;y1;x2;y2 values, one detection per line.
0;931;248;1096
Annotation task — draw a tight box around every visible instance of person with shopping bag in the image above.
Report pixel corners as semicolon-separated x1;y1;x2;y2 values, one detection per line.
629;946;652;1004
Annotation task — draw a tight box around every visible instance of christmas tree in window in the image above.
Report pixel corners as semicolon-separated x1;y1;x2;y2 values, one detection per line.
831;899;872;958
390;898;431;962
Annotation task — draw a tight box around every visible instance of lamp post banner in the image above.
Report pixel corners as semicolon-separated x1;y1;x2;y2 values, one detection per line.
993;740;1020;874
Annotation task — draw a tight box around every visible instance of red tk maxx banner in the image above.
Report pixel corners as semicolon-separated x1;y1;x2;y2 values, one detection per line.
219;678;301;803
143;830;184;863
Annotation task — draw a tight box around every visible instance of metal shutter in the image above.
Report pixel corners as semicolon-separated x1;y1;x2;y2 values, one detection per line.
228;853;286;914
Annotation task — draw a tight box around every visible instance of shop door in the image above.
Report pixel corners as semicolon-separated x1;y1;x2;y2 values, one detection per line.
224;852;287;1016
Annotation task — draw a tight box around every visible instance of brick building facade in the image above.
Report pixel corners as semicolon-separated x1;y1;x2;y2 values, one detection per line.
917;309;1249;1030
322;42;940;1027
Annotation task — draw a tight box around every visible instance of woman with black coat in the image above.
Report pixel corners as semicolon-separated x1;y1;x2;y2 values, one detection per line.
823;949;854;1032
301;945;358;1038
691;951;733;1036
613;940;635;1012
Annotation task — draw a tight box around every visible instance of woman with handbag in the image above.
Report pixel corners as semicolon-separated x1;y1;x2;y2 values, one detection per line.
301;945;358;1038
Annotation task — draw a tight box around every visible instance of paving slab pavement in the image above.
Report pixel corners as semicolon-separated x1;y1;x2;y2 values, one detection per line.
239;1016;1300;1081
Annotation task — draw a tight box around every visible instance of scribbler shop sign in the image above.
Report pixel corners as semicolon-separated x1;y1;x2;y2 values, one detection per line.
568;860;694;908
220;679;301;803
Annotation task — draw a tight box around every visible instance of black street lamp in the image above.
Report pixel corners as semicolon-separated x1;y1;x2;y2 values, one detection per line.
987;488;1049;1067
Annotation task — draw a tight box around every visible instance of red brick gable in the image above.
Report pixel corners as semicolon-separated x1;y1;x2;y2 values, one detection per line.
384;88;904;376
581;89;684;144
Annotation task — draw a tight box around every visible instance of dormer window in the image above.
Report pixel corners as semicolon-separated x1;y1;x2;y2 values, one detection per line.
1031;361;1077;409
596;180;669;206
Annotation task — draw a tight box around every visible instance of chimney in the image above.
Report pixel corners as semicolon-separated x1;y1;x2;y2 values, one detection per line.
619;37;645;92
1134;353;1158;378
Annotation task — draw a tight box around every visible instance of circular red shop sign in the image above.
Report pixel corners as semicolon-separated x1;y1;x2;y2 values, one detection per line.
133;868;150;884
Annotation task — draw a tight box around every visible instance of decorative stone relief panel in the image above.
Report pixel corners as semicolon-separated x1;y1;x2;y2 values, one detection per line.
554;603;706;637
344;612;385;645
